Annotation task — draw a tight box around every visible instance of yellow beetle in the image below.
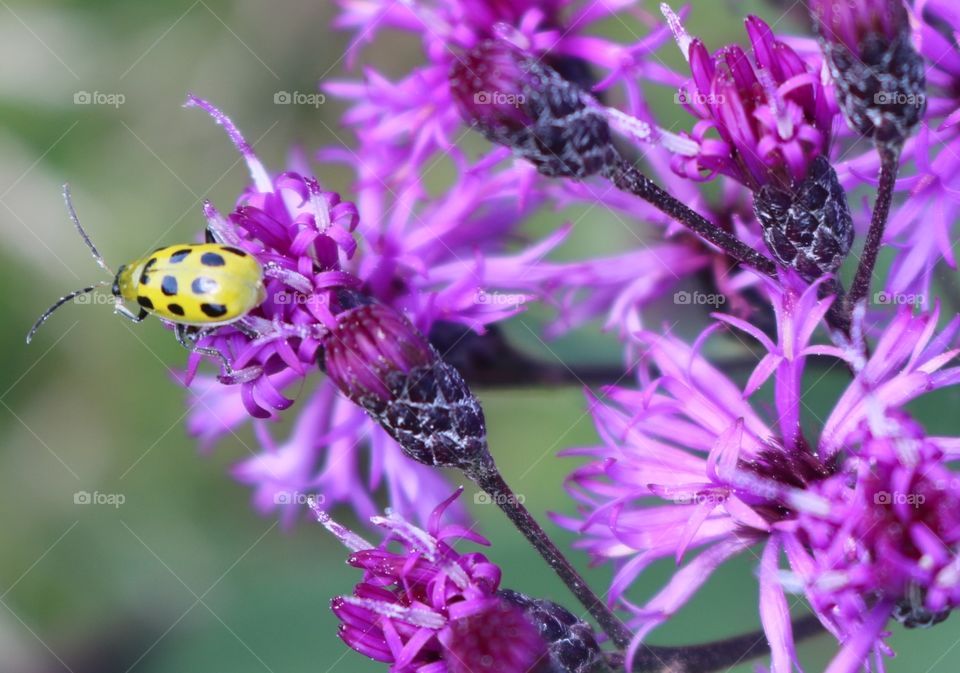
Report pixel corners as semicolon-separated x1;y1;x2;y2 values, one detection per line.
111;242;266;325
27;185;312;381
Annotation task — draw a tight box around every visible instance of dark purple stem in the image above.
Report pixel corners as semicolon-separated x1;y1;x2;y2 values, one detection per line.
847;144;901;311
466;464;635;649
603;159;778;278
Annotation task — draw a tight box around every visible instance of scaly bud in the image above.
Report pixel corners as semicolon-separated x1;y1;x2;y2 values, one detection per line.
320;303;490;471
450;40;617;178
498;589;606;673
754;156;854;281
811;0;925;146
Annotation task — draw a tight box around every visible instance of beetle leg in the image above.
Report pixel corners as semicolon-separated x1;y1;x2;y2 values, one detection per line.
115;300;148;323
176;324;263;384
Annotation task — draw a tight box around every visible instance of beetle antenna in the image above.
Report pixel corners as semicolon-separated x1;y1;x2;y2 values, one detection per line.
26;281;109;344
62;183;114;276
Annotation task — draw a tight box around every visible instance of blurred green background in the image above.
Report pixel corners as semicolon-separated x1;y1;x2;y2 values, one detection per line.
2;1;959;672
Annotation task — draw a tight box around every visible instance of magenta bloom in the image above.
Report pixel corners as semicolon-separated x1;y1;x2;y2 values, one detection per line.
329;0;677;186
180;97;469;525
318;489;547;673
787;418;960;673
325;0;707;336
182;95;360;418
559;275;960;671
660;6;834;191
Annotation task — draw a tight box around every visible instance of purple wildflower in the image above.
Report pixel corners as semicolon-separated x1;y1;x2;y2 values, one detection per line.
659;6;835;191
180;97;476;525
181;95;360;418
326;0;706;336
559;274;960;671
787;416;960;673
328;0;676;186
318;488;548;673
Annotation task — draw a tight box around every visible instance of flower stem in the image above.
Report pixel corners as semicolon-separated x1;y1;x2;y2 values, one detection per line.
607;613;824;673
466;464;635;649
846;144;901;312
603;159;778;279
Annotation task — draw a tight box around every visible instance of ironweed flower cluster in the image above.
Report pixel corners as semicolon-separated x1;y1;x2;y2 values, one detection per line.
83;0;960;671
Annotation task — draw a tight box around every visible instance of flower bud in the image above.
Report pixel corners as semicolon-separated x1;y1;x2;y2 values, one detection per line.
753;156;854;281
450;40;617;178
811;0;925;146
320;303;489;471
498;589;605;673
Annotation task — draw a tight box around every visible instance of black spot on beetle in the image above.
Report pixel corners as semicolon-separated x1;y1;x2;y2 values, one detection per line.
200;302;228;318
139;257;157;285
167;303;185;316
222;246;248;257
137;296;154;310
161;275;178;296
169;249;192;263
201;252;226;267
191;277;218;294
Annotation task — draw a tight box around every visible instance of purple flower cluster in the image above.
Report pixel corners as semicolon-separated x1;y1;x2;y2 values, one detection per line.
317;489;546;672
561;274;960;670
152;1;960;671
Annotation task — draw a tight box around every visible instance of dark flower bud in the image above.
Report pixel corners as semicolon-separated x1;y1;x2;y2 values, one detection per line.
320;303;489;471
753;155;854;281
811;0;926;146
450;40;617;178
498;589;605;673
